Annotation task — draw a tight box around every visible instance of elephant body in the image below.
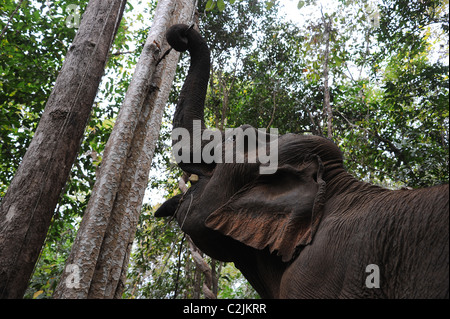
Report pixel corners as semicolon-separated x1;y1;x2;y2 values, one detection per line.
281;182;448;298
155;24;449;299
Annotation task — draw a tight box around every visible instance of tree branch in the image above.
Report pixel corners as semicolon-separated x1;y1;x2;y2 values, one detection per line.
321;14;333;139
335;109;408;165
110;50;136;56
0;0;25;41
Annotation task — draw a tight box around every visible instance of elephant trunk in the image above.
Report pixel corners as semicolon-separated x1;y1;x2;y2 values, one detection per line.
166;24;212;175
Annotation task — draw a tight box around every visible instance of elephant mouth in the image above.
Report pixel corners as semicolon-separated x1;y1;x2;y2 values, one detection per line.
153;174;200;219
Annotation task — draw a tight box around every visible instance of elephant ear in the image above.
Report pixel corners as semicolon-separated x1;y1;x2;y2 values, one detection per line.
205;157;326;262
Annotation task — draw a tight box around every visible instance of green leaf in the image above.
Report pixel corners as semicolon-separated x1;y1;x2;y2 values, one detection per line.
217;0;225;11
265;0;275;10
205;0;215;11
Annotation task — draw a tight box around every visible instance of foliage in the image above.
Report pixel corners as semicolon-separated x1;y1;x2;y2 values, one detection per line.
199;0;310;132
334;0;449;186
0;0;84;195
125;204;183;299
217;263;260;299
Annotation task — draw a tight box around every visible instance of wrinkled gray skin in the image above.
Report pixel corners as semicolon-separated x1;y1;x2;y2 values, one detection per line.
155;24;449;299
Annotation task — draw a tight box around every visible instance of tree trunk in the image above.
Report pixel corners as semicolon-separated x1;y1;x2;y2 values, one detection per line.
187;237;216;299
53;0;197;299
0;0;126;299
322;16;333;139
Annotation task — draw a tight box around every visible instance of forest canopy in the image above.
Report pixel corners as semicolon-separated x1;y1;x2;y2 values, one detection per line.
0;0;448;298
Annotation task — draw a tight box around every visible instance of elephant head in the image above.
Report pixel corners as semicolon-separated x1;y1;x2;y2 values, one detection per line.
155;25;449;299
156;24;342;264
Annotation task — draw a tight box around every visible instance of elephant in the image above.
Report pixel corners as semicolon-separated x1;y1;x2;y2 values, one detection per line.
155;24;449;299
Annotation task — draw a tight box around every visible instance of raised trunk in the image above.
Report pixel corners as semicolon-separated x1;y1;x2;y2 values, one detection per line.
169;25;210;133
166;24;213;175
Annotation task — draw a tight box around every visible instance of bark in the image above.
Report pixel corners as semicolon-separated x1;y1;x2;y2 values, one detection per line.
212;259;222;296
322;16;333;139
188;237;216;299
53;0;197;299
0;0;126;299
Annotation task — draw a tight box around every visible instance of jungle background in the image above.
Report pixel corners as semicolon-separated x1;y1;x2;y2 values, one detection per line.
0;0;448;298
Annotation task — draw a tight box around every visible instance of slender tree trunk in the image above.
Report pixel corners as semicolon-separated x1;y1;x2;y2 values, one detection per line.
53;0;197;299
91;1;197;298
0;0;25;40
187;237;216;299
213;260;222;296
322;16;333;139
0;0;126;299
